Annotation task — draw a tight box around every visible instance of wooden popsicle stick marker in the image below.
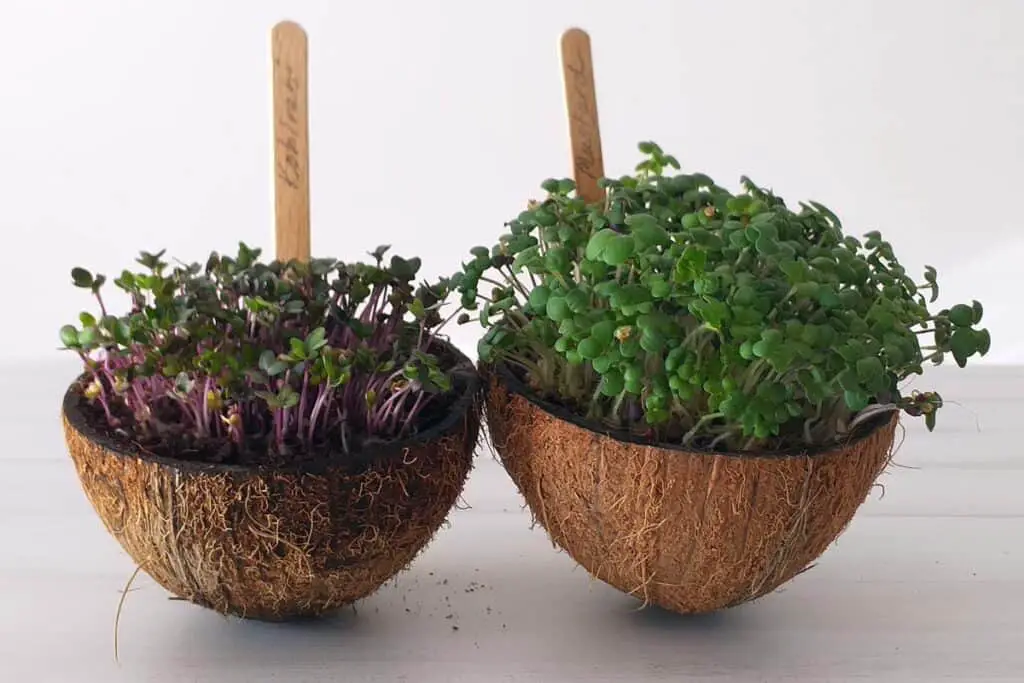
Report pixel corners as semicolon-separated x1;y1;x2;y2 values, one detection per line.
272;21;311;263
560;28;605;205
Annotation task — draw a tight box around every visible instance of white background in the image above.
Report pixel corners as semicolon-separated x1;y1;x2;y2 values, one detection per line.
2;0;1021;365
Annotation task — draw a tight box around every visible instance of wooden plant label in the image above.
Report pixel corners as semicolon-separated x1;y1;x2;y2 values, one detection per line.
272;21;311;263
560;27;605;205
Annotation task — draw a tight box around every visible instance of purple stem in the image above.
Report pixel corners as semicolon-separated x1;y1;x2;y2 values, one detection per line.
307;382;330;444
94;291;108;318
299;370;312;438
372;386;411;435
400;392;428;436
275;406;284;450
360;286;383;324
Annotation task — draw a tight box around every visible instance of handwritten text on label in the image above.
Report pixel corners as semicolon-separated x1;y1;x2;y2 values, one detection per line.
275;60;303;190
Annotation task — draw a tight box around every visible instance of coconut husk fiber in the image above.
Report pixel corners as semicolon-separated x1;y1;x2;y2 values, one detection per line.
483;363;898;615
61;364;481;622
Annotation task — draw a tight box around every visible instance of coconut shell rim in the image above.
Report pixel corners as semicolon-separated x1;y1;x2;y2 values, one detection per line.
483;359;897;460
62;338;481;477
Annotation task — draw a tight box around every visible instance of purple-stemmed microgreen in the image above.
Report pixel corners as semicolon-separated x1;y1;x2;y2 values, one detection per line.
60;243;461;464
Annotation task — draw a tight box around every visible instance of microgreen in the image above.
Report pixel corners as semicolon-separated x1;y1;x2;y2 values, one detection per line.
60;243;462;464
452;141;991;452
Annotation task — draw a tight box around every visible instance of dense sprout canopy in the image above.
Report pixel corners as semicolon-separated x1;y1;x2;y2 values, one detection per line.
59;243;463;465
452;142;991;452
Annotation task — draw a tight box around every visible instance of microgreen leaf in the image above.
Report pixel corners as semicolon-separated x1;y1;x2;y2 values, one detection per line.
59;325;80;348
71;268;94;288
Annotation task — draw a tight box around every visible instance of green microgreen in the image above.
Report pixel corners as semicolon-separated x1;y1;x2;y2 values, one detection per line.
451;141;991;451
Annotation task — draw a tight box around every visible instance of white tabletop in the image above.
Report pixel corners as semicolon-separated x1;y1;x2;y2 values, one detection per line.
2;360;1021;682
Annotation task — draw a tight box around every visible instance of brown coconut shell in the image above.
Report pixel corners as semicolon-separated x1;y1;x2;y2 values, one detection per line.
483;362;898;614
61;344;481;622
